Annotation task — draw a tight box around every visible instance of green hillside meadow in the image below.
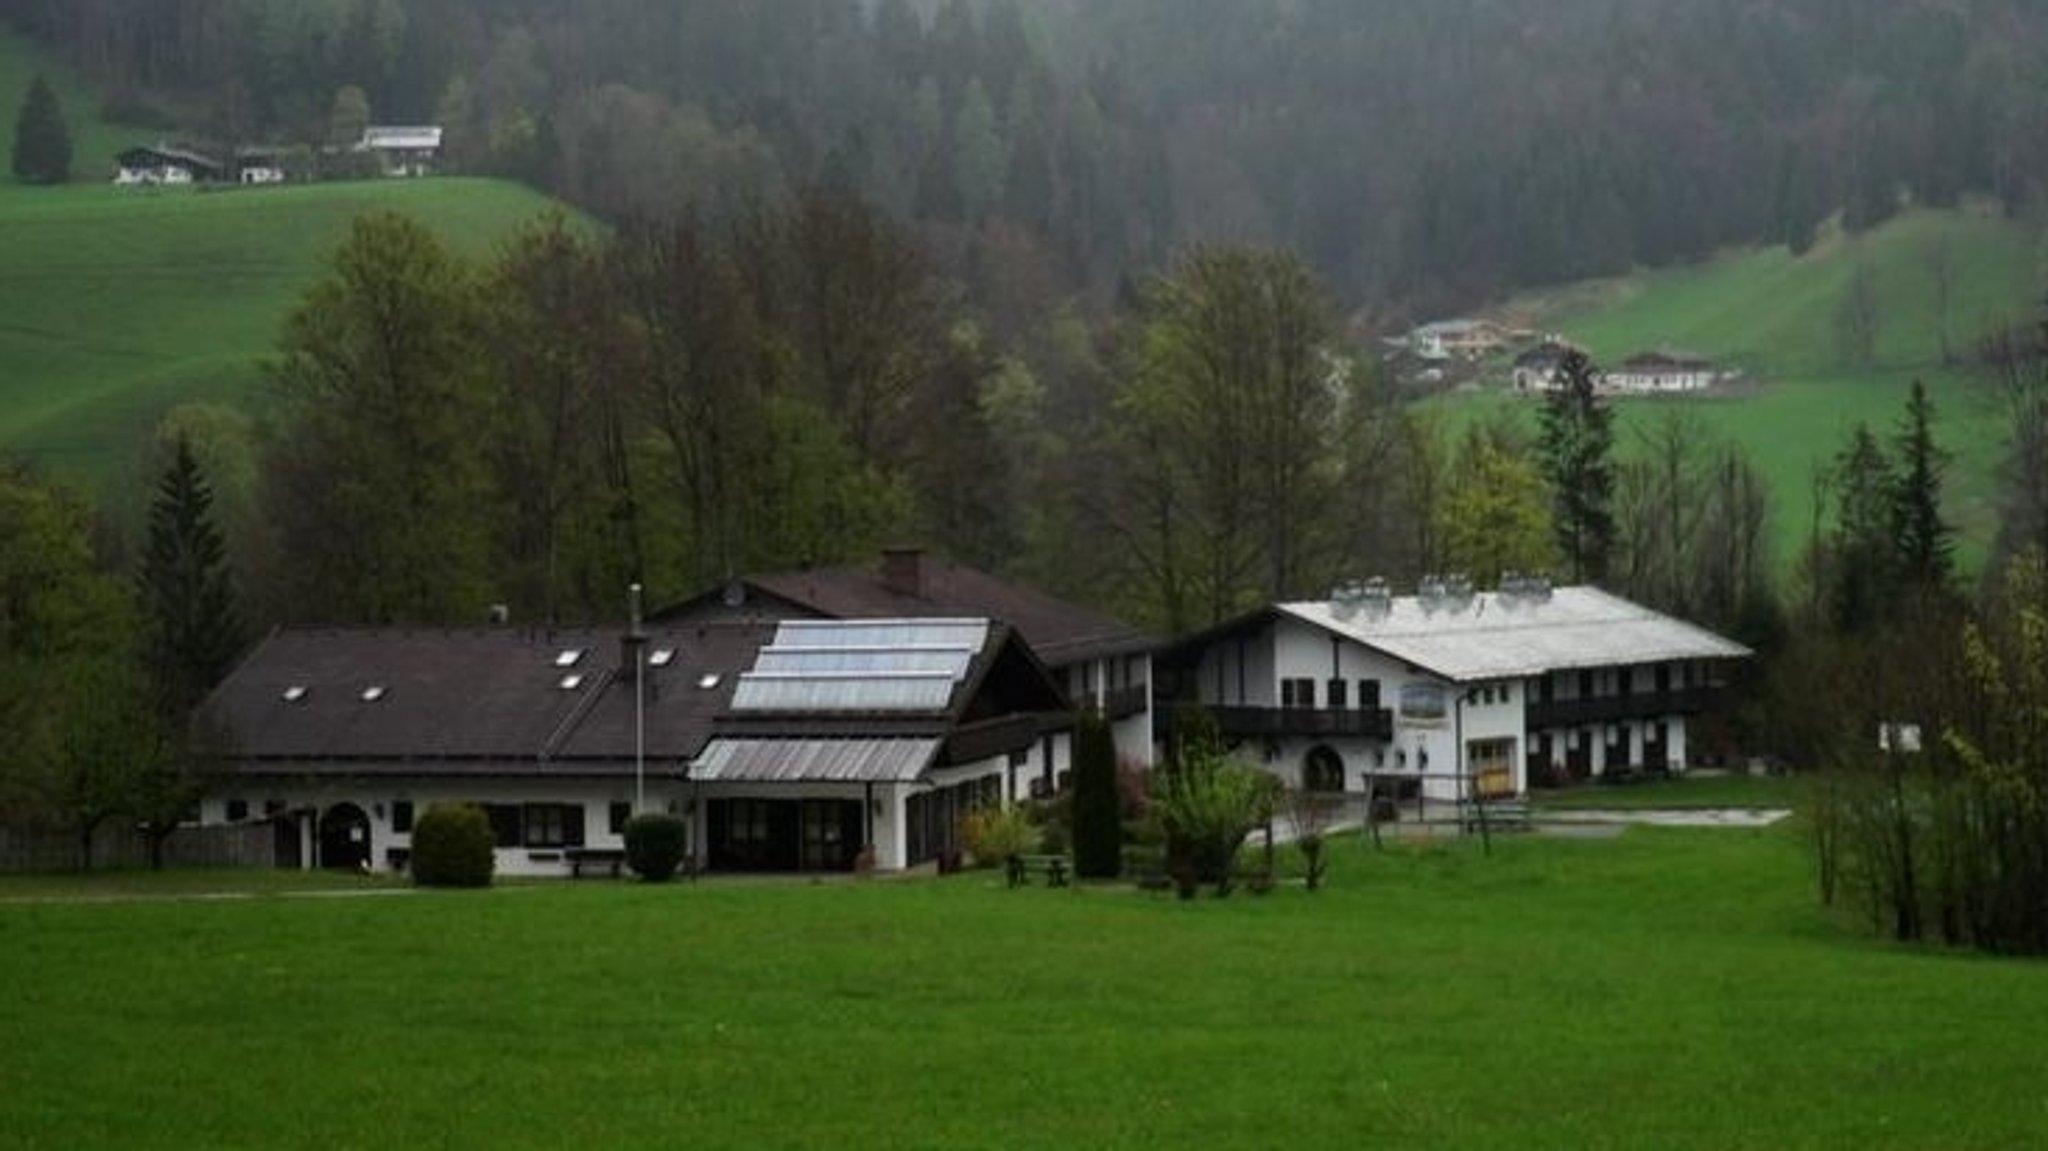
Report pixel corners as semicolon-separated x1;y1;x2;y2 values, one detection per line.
0;178;561;501
1470;207;2042;575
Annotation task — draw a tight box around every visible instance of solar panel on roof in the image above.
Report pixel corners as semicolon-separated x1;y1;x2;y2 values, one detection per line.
730;675;958;713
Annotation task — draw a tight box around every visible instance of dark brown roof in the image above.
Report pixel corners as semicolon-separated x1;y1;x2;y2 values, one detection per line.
206;625;764;771
205;617;1073;778
652;550;1156;668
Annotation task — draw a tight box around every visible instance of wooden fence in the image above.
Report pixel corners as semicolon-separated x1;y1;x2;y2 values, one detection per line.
0;823;276;873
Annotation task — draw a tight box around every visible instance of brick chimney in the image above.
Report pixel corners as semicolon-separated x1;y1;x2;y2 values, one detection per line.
881;547;926;598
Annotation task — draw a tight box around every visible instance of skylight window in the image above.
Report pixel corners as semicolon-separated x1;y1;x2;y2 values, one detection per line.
282;685;308;703
553;649;584;668
360;686;386;703
696;673;721;690
649;647;675;668
558;673;585;691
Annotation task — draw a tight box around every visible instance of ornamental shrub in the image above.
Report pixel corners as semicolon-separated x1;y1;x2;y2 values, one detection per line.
961;803;1036;867
410;803;494;887
1071;710;1123;878
624;812;688;882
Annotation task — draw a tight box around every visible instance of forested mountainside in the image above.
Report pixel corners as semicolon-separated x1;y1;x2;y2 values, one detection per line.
5;0;2047;314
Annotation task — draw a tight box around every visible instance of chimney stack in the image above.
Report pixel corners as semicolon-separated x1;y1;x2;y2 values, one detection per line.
881;546;926;598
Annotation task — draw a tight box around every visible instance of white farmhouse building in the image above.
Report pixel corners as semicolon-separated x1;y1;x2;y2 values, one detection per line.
1156;581;1750;803
1605;349;1724;392
200;617;1072;876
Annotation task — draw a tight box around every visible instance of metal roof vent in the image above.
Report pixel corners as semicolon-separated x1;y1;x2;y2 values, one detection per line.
1329;580;1364;620
1417;574;1448;614
649;647;675;668
1360;577;1392;622
553;649;584;668
282;685;308;703
557;673;584;691
1444;573;1475;613
360;685;386;703
696;672;721;690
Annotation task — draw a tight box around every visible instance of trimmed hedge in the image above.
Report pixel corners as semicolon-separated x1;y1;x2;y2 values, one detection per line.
410;803;494;888
624;813;688;882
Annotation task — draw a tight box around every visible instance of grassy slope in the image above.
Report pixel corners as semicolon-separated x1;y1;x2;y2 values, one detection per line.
0;178;560;503
1460;208;2039;575
5;830;2048;1148
0;26;562;507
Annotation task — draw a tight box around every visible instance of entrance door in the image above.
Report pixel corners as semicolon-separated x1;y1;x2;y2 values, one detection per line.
318;803;371;870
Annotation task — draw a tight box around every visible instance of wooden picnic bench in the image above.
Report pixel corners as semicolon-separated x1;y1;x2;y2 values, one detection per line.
564;846;629;878
1006;853;1069;888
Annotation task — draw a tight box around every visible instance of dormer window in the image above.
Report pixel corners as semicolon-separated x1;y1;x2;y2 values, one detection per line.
282;685;308;703
553;649;583;668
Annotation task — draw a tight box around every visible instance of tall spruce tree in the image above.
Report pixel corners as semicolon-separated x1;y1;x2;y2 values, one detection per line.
139;437;243;717
1536;349;1615;583
1890;379;1953;589
11;75;71;185
1070;709;1122;879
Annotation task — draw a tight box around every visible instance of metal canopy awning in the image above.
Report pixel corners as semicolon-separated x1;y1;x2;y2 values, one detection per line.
691;737;941;784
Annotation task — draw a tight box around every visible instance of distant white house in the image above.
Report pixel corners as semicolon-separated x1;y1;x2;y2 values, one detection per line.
113;143;225;185
1605;349;1726;393
1510;339;1586;392
1408;318;1506;361
358;125;443;177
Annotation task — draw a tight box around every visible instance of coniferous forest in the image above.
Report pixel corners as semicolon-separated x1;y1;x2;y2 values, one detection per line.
6;0;2048;312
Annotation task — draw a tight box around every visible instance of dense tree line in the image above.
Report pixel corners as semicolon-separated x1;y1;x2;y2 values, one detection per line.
8;0;2048;313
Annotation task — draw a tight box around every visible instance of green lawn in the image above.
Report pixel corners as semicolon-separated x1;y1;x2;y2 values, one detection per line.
5;829;2046;1148
1529;772;1803;811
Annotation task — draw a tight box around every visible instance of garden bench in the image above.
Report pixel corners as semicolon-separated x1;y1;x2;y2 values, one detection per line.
564;847;628;878
1460;800;1532;833
1006;853;1069;888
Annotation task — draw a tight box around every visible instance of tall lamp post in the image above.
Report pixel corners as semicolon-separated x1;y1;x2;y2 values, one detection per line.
630;582;646;813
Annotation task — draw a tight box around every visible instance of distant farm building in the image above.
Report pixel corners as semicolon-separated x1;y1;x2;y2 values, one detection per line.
1510;339;1585;392
114;143;225;185
1407;318;1507;361
358;125;442;177
1605;349;1728;393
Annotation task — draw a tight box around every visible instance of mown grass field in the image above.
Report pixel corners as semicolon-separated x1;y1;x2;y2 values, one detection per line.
6;827;2047;1149
1457;207;2038;575
1528;771;1801;811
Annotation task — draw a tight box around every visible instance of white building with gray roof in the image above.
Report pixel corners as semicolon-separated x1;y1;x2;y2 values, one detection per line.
1155;581;1751;802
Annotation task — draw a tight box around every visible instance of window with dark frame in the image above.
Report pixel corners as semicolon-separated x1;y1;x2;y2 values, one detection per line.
1326;678;1348;708
1281;677;1316;708
481;804;521;848
391;801;413;833
608;802;632;835
522;803;585;848
225;798;248;822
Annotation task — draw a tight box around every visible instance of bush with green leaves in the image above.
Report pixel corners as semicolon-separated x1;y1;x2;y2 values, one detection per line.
960;803;1037;867
624;812;689;881
1152;744;1278;898
410;803;494;888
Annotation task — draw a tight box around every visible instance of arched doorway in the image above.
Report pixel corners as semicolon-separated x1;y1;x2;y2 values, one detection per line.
318;803;372;871
1303;746;1346;793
